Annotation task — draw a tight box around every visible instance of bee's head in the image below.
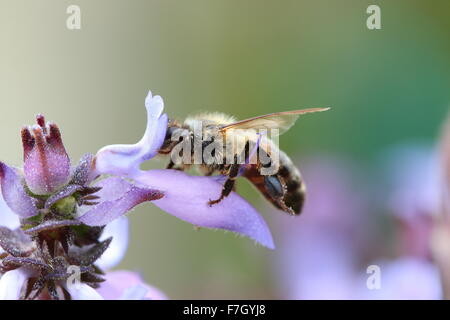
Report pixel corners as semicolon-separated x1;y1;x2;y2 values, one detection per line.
158;121;189;154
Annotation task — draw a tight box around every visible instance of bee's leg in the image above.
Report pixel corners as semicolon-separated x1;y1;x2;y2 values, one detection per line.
208;163;240;206
264;175;295;215
166;159;176;169
166;160;184;171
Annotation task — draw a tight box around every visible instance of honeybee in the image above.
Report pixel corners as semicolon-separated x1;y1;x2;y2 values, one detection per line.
158;108;329;215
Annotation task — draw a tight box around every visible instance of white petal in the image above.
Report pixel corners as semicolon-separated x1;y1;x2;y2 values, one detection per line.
0;267;30;300
0;191;20;230
119;284;149;300
95;216;129;270
65;283;104;300
142;285;168;300
94;91;168;177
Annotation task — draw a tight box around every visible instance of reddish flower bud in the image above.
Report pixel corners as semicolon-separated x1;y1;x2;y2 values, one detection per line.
21;115;71;195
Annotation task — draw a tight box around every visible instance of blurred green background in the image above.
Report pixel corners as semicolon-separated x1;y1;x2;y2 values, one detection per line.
0;0;449;298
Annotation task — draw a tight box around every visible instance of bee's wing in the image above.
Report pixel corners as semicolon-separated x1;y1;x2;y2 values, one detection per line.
219;108;330;136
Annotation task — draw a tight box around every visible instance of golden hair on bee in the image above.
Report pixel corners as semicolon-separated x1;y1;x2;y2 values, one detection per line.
184;112;237;128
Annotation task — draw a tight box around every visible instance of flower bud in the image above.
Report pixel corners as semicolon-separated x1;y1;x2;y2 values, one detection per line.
21;115;71;195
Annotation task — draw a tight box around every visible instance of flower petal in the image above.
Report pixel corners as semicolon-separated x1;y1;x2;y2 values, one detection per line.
94;91;168;177
0;162;38;218
95;216;129;270
77;177;163;226
0;192;20;230
0;267;31;300
65;283;104;300
96;270;168;300
0;227;35;257
71;153;96;186
119;285;150;300
133;169;275;249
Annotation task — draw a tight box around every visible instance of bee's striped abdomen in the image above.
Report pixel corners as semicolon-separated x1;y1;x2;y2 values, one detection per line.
277;151;305;215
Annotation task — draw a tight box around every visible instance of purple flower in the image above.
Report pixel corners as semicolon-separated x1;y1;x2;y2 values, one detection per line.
93;91;274;249
382;144;439;259
0;111;165;299
0;215;166;300
1;115;163;225
274;155;442;300
383;144;440;221
274;157;368;299
0;90;273;300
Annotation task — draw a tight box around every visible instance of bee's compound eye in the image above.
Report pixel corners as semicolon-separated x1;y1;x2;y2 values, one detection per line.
264;175;284;199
